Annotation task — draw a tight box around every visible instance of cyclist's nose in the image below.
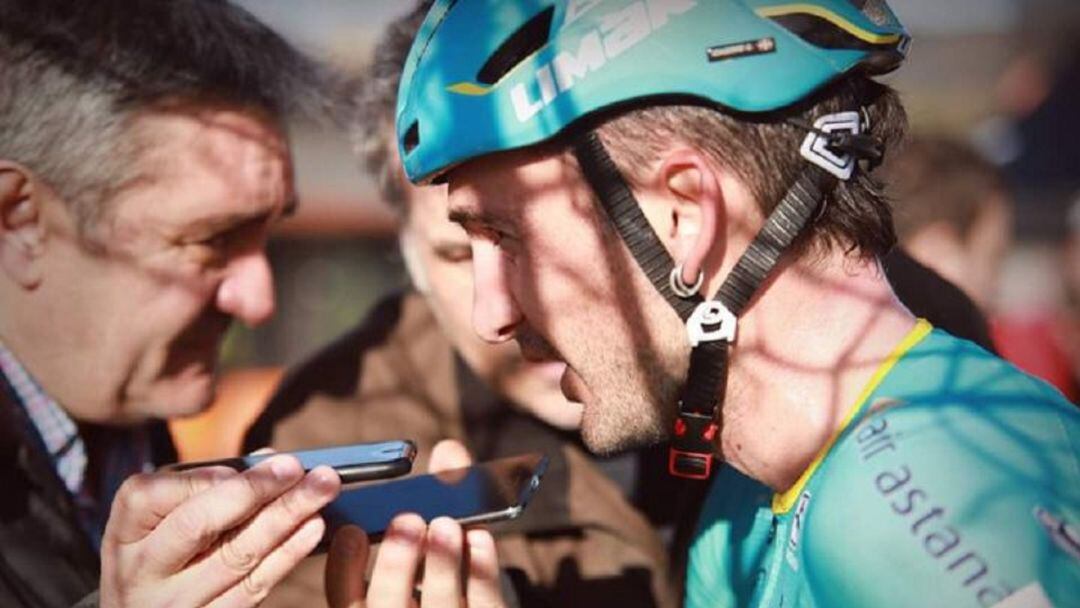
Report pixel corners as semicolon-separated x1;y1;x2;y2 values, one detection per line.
471;240;522;344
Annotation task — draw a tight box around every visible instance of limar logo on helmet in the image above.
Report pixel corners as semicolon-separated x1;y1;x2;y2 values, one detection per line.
510;0;697;122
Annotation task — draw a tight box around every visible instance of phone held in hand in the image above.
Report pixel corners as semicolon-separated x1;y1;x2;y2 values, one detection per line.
169;440;417;484
320;452;549;543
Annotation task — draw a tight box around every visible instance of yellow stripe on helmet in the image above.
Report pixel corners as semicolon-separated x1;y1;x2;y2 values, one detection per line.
756;3;902;46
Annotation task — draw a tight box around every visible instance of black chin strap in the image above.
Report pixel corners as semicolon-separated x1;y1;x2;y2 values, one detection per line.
573;131;836;479
572;132;703;322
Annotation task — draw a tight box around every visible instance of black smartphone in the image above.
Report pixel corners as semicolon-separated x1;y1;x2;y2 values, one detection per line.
169;440;417;484
319;452;549;543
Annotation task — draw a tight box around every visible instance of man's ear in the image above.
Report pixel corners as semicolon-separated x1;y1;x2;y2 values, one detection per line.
657;149;723;290
0;161;46;289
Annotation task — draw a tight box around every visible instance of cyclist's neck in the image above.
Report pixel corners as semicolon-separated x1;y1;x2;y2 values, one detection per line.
714;252;917;493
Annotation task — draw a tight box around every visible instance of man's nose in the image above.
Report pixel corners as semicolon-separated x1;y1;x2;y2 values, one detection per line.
471;240;522;344
216;250;275;326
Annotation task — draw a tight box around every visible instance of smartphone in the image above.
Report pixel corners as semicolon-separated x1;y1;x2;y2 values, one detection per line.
320;452;549;543
170;440;417;484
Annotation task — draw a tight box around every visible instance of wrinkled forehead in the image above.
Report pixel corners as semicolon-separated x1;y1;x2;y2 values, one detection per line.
132;105;292;179
107;106;296;228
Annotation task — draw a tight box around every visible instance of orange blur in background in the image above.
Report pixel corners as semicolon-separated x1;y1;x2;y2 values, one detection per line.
170;368;283;461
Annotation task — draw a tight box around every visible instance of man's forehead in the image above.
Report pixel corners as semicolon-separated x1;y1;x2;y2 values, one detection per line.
112;107;294;227
446;149;574;223
139;108;288;168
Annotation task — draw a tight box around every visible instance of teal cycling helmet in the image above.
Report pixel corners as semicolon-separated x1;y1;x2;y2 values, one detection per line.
396;0;909;479
396;0;908;184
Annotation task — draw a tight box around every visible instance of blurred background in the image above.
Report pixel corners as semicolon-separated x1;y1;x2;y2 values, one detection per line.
173;0;1080;458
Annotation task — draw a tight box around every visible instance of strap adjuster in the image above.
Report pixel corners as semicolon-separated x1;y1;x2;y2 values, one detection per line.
798;111;862;180
686;301;737;346
669;411;718;479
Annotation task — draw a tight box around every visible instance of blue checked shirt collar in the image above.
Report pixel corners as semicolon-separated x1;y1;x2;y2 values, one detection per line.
0;340;88;495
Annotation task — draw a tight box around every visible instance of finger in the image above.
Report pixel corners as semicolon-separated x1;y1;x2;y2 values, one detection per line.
177;465;340;599
428;439;472;474
326;525;370;608
420;517;464;608
366;513;426;608
249;447;276;455
465;529;506;608
143;455;306;573
105;466;236;546
206;515;326;608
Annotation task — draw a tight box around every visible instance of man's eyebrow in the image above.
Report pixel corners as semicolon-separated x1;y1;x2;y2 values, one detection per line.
447;208;481;226
184;200;292;234
448;208;507;230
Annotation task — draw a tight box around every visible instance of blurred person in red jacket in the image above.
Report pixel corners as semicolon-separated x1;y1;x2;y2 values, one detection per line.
883;135;1078;401
993;197;1080;402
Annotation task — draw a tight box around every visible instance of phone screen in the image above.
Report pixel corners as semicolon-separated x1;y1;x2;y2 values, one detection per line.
321;452;548;540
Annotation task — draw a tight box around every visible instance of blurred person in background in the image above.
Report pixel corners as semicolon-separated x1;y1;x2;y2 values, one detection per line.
243;3;680;607
878;136;1006;354
882;135;1078;401
884;136;1013;314
993;195;1080;403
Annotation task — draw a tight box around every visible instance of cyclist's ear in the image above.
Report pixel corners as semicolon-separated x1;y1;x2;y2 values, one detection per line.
655;148;729;295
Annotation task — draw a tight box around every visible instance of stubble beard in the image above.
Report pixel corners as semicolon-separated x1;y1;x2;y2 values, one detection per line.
576;342;684;456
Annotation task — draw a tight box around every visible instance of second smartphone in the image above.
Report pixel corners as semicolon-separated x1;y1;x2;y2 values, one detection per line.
320;452;549;542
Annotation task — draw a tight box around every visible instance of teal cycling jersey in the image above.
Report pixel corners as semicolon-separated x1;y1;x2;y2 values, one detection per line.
686;320;1080;608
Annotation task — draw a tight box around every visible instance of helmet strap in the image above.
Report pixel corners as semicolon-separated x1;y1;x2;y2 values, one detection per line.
572;113;872;479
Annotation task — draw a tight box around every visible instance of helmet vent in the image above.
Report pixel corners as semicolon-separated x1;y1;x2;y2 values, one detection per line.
476;6;555;85
403;120;420;155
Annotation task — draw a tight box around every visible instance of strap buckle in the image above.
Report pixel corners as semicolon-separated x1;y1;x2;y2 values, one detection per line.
686;301;737;347
669;411;718;479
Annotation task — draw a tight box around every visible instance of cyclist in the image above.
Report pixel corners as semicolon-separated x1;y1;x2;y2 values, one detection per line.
391;0;1080;606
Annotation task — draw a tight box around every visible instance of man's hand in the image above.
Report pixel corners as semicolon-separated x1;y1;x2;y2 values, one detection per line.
99;455;341;607
324;439;507;608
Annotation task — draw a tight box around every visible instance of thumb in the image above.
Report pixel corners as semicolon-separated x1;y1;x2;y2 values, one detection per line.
429;439;473;474
325;525;370;608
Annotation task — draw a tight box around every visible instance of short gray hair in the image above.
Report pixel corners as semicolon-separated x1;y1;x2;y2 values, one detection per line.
350;1;434;214
0;0;343;233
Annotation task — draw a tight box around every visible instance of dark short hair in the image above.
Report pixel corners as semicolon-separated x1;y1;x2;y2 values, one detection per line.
881;136;1008;242
0;0;341;232
351;1;434;213
596;76;908;259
